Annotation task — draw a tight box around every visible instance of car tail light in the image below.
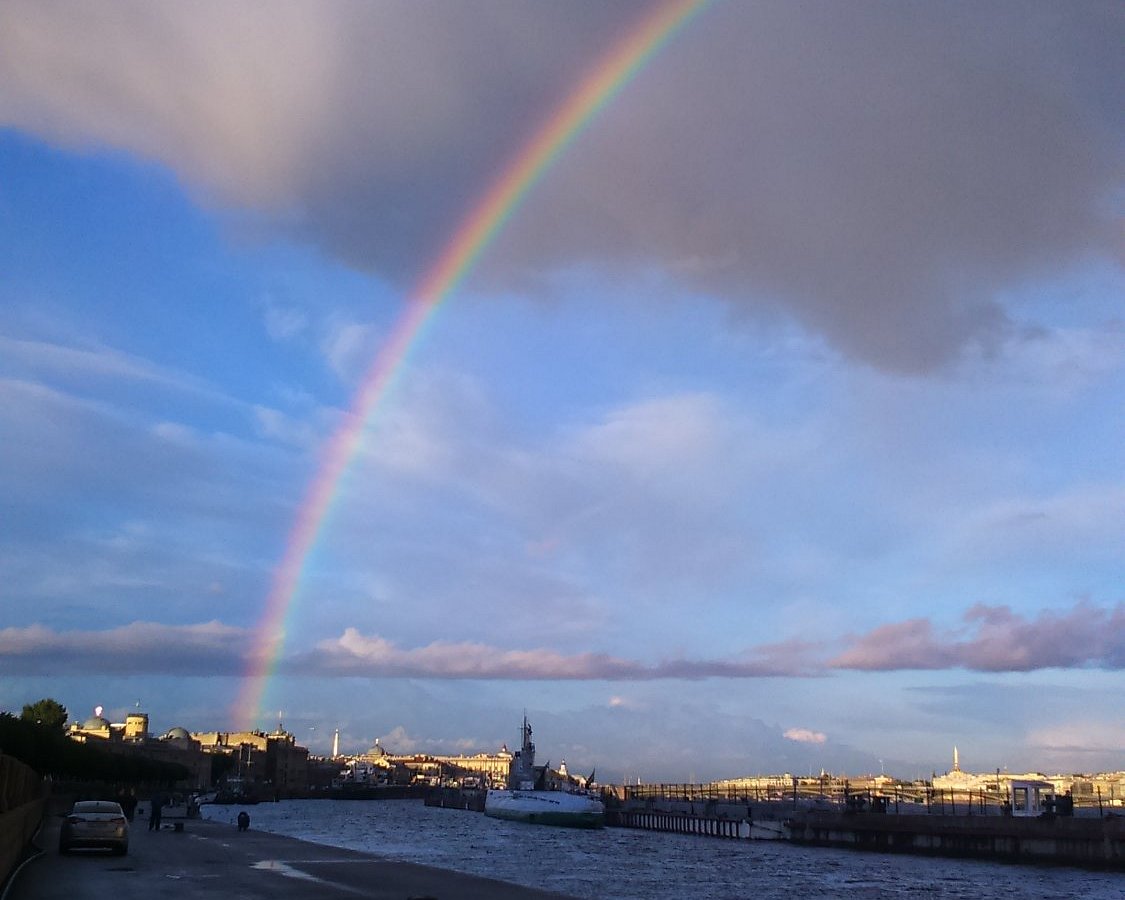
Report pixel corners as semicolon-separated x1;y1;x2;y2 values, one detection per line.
108;816;126;825
67;816;83;824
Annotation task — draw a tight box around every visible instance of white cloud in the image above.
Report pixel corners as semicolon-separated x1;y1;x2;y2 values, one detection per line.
952;483;1125;565
568;393;726;479
152;421;197;444
373;725;487;757
319;319;378;382
263;304;308;341
784;728;827;745
252;404;322;449
1027;720;1125;756
0;333;239;407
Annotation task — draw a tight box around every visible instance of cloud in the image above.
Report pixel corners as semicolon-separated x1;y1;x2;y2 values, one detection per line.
568;393;727;480
319;319;378;382
318;385;783;635
0;621;816;681
296;628;819;680
496;392;765;595
0;621;249;675
252;404;330;449
6;600;1123;681
2;2;1119;370
784;728;827;745
0;367;297;522
992;322;1125;399
832;601;1125;672
1027;720;1125;756
373;725;486;757
262;304;308;342
0;334;234;405
952;483;1125;565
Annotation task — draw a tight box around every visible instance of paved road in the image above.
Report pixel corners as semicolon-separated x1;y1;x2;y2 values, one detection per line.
7;815;576;900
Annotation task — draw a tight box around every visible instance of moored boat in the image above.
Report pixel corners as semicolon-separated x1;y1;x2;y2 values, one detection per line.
485;786;604;828
483;716;604;828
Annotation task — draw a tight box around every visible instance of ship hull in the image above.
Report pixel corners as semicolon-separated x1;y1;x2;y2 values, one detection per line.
484;789;604;829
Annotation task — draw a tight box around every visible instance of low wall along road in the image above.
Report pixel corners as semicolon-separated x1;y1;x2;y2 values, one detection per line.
0;754;44;891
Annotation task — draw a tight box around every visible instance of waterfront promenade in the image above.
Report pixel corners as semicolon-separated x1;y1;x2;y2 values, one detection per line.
6;815;575;900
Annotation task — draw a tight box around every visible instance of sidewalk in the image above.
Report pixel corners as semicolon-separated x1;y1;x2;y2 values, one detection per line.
7;815;577;900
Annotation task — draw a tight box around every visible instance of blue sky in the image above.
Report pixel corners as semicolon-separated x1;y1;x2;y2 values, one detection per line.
1;1;1122;782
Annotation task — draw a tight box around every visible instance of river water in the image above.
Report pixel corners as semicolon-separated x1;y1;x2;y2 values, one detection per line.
203;799;1120;899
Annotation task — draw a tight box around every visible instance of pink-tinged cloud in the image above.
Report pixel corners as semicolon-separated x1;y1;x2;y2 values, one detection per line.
301;629;648;679
831;601;1125;672
784;728;827;745
5;600;1121;680
1;621;813;681
293;628;819;680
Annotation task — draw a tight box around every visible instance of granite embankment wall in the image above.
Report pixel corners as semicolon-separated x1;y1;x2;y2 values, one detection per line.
0;754;44;889
608;796;1125;868
787;809;1125;867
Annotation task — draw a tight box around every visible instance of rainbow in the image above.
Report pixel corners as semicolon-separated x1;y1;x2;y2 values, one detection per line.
232;0;710;731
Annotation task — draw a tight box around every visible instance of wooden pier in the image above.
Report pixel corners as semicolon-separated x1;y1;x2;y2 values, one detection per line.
609;807;745;838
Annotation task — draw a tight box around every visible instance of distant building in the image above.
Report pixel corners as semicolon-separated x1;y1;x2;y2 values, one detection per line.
306;755;344;790
66;707;209;788
1069;772;1125;808
193;726;308;796
933;746;994;791
124;712;149;740
330;739;515;788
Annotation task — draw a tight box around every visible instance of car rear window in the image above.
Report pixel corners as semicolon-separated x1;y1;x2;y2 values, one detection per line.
72;801;123;814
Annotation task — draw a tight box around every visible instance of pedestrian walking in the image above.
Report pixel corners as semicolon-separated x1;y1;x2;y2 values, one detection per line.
148;792;164;831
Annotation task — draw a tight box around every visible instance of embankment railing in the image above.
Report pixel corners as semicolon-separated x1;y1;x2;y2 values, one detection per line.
617;780;1114;816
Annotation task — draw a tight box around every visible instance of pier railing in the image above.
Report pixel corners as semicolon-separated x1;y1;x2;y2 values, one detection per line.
617;781;1114;816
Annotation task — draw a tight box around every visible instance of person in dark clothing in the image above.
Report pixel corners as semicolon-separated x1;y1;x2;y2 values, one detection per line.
148;793;164;831
120;789;138;821
237;810;250;832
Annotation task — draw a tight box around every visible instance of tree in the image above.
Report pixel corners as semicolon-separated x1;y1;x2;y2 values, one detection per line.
20;698;68;731
0;713;191;783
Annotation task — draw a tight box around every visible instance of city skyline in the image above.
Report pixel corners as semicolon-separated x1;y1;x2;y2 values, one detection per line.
1;1;1122;782
38;697;1125;786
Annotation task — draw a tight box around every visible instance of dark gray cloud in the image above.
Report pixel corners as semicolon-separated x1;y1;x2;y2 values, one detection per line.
0;621;248;676
1;1;1119;371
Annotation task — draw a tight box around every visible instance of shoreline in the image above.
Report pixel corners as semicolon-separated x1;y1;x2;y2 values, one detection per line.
7;813;577;900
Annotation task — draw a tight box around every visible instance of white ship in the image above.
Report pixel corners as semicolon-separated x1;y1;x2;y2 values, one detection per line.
484;716;604;829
